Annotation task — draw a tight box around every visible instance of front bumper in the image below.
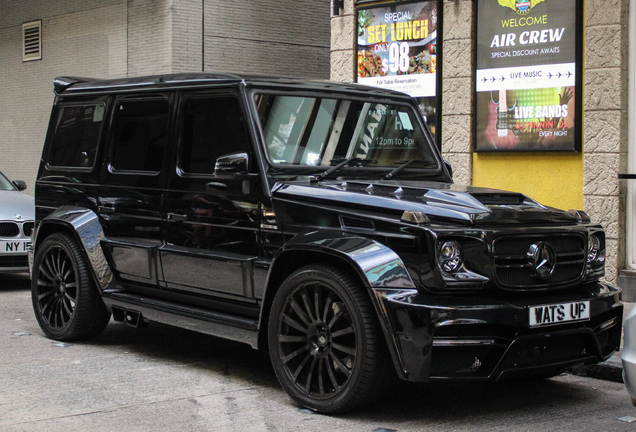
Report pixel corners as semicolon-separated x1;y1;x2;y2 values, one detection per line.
0;253;29;273
374;282;622;381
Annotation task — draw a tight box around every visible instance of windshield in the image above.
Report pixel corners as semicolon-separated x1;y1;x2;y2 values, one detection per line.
255;94;438;171
0;171;15;191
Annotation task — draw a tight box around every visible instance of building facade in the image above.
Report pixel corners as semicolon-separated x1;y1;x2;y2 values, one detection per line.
1;0;633;293
0;0;330;193
331;0;632;292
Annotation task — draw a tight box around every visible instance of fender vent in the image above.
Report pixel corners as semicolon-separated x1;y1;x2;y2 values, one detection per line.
339;216;375;231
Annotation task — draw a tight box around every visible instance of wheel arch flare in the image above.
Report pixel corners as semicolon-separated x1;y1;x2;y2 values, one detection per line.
32;206;114;293
259;230;418;379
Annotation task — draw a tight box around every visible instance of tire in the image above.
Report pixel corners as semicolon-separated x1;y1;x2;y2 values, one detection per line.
268;264;390;413
31;232;111;341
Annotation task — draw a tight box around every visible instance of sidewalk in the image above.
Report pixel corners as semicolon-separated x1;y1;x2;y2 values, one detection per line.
576;301;633;383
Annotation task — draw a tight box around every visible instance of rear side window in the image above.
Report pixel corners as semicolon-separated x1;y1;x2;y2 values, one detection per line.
179;95;251;175
48;104;105;169
111;98;169;173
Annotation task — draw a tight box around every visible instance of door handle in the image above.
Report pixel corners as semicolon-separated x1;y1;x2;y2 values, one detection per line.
167;212;188;221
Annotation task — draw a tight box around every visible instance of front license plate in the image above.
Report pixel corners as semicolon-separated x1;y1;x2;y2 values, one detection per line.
0;240;31;254
529;301;590;327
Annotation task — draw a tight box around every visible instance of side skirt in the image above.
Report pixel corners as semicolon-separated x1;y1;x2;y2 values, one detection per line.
102;291;259;349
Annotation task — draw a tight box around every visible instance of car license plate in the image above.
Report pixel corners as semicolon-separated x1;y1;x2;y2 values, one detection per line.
529;301;590;327
0;240;31;254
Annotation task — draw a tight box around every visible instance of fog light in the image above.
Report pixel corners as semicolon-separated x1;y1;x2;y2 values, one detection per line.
439;241;462;273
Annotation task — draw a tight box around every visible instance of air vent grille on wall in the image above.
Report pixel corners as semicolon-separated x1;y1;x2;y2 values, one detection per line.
23;21;42;62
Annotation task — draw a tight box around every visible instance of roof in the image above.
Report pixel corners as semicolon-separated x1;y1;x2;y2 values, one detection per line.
53;73;411;100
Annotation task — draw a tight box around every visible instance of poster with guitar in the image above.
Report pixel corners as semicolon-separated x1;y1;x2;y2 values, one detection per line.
474;0;582;152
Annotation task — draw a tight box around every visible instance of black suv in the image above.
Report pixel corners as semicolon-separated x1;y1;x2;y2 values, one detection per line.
31;73;622;413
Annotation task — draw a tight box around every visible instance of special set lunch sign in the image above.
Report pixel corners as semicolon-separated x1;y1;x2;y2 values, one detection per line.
474;0;583;152
356;1;438;98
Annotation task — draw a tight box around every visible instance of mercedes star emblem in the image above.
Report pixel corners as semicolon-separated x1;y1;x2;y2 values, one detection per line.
527;242;556;279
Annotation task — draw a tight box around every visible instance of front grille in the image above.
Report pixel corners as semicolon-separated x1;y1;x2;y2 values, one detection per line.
0;222;20;237
23;222;34;237
493;234;586;289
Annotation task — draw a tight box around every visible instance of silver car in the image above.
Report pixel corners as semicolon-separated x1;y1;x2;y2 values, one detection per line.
0;170;34;273
623;306;636;405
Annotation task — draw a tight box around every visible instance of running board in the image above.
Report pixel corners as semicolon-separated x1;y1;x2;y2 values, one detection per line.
102;292;260;349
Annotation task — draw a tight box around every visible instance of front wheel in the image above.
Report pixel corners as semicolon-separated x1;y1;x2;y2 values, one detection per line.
268;264;390;413
31;232;111;341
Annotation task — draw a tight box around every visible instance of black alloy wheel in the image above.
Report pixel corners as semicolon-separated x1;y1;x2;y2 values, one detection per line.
31;233;111;341
268;264;389;413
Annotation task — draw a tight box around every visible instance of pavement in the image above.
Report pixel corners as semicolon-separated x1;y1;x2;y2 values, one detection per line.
3;275;636;431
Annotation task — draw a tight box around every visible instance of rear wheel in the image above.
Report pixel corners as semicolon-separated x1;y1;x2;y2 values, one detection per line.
268;264;389;413
31;233;111;341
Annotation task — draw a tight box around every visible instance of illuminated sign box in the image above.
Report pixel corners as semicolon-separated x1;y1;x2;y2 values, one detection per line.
356;0;441;143
474;0;583;152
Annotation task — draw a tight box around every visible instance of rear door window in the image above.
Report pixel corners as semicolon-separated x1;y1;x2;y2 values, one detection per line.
110;98;170;173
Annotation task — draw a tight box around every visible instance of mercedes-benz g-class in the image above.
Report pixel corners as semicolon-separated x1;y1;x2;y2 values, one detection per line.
31;74;622;413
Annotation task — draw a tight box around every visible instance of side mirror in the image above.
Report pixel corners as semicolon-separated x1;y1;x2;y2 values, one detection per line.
214;152;249;177
443;160;453;180
211;152;257;195
12;180;27;191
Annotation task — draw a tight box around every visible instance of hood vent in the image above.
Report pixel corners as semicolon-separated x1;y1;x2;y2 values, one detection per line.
471;193;526;206
340;216;375;231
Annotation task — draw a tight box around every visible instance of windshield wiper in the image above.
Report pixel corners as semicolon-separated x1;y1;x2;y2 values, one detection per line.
312;157;377;182
383;159;436;180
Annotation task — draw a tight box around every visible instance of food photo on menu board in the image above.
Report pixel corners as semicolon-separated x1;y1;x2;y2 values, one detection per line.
356;1;438;99
474;0;582;152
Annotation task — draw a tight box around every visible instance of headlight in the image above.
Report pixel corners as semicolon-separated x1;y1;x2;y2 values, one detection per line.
585;232;606;281
587;234;605;264
439;240;462;273
434;238;489;290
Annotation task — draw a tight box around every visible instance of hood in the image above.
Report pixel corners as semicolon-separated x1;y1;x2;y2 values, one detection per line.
271;179;579;225
0;190;35;221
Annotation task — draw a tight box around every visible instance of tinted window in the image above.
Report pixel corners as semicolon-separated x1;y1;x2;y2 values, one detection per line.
48;104;105;168
179;96;250;175
111;99;169;173
256;94;437;168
